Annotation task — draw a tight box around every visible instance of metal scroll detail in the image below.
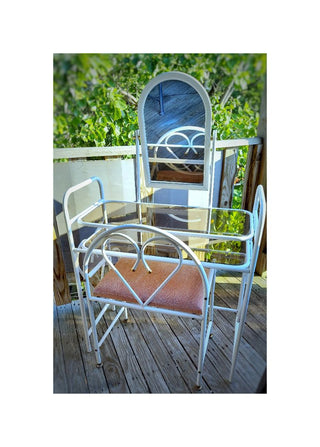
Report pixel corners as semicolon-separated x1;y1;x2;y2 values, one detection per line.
98;232;184;306
149;125;205;179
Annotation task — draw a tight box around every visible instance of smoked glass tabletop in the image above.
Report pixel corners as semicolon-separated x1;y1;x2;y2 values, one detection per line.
78;201;251;238
77;201;252;267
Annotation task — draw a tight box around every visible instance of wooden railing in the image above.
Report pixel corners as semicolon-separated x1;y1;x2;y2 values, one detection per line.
53;137;262;159
53;136;263;209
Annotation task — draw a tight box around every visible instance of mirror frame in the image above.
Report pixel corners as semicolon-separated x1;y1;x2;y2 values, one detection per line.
138;71;212;191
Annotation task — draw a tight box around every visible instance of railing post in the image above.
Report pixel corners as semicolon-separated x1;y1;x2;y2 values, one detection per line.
241;143;263;211
53;208;71;305
218;147;238;208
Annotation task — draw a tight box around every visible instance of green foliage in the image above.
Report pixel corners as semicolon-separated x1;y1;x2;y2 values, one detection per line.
53;53;266;205
54;53;265;148
205;209;247;264
54;54;138;147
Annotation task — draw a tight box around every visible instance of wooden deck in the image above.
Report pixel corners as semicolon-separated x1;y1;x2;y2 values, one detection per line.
54;271;266;393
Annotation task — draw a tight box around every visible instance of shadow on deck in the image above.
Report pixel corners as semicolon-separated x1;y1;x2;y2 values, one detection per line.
54;271;266;393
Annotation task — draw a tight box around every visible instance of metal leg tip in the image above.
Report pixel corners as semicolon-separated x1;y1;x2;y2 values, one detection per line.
96;362;103;368
227;372;234;383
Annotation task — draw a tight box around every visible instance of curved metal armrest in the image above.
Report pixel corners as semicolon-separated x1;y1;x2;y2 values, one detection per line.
63;176;105;227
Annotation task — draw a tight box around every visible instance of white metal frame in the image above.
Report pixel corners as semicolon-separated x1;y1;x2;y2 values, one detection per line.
62;177;265;381
135;126;218;233
61;71;266;384
227;184;266;381
138;71;212;191
203;185;266;381
83;223;215;389
149;125;207;176
63;176;107;351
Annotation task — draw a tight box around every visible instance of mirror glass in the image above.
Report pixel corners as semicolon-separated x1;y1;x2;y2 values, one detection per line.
139;75;211;190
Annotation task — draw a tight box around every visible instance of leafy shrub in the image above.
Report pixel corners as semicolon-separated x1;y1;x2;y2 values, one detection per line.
53;53;266;206
54;53;265;148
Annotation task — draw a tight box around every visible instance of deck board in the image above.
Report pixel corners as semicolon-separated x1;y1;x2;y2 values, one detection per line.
71;301;111;393
130;310;192;393
147;312;212;393
55;304;89;393
117;310;171;393
53;305;69;393
54;272;266;393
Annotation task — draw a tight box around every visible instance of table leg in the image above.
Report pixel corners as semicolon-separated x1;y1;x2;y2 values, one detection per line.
229;272;251;382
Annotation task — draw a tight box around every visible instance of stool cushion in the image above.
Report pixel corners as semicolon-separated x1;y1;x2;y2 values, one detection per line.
93;258;209;315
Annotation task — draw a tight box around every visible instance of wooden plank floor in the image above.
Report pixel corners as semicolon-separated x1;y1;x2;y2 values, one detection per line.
54;271;266;393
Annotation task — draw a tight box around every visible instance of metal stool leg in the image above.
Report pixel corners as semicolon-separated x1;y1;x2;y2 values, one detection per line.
87;298;102;366
74;261;92;352
229;272;253;381
208;269;216;337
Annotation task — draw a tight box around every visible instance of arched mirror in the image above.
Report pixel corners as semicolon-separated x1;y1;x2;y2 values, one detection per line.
138;72;212;190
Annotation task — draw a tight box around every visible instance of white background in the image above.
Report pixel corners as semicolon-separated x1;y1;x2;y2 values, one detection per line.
1;1;319;446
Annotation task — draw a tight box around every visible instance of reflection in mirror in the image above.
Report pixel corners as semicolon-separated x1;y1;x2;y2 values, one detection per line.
149;125;205;184
138;72;212;190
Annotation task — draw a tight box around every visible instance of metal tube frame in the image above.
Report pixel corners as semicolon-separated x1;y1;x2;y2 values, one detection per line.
63;176;107;352
228;185;266;381
83;224;213;389
62;167;265;384
207;129;217;233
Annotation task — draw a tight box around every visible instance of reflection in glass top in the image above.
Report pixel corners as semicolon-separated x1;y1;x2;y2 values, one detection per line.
78;201;251;267
79;202;251;238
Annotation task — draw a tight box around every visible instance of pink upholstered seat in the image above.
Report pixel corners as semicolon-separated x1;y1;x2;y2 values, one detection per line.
93;258;209;315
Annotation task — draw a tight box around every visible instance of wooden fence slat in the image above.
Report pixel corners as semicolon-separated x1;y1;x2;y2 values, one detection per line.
256;221;267;276
241;143;266;275
218;148;238;208
241;144;263;211
53;214;71;306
